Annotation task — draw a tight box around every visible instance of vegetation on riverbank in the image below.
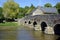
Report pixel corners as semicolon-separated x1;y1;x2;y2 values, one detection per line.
0;22;18;26
0;22;18;30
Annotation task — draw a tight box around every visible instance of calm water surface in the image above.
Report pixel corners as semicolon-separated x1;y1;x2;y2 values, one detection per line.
0;26;60;40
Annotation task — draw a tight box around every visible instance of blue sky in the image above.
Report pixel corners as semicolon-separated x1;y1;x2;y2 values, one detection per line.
0;0;60;7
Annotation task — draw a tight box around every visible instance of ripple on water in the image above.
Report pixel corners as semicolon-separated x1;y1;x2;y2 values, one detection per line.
0;26;59;40
17;26;59;40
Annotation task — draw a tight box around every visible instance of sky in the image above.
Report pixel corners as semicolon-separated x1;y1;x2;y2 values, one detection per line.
0;0;60;7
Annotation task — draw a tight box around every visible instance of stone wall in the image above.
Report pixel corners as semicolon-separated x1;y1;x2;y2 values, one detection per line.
23;14;60;27
18;14;60;34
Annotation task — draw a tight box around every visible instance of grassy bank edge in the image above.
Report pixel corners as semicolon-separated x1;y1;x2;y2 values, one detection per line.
0;22;19;30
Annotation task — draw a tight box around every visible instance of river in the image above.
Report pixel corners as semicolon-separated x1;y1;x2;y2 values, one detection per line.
0;26;60;40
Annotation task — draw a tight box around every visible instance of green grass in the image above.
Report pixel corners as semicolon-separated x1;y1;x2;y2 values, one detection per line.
0;22;19;30
0;22;18;26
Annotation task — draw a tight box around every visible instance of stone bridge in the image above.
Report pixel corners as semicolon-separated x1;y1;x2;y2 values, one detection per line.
18;14;60;35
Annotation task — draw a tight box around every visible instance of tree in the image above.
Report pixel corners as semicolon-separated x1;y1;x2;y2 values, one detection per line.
18;7;25;18
18;6;30;18
30;4;35;8
44;3;52;7
3;0;19;19
55;2;60;13
26;4;35;14
55;2;60;9
24;6;29;14
19;7;24;13
0;7;4;19
0;7;2;13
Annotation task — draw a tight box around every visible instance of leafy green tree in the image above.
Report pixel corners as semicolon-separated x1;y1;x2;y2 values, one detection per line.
18;4;35;18
30;4;35;8
18;7;27;18
3;0;19;19
17;13;25;18
44;3;52;7
26;4;35;14
55;2;60;13
55;2;60;9
18;7;25;18
19;7;24;13
0;7;2;13
24;6;29;14
0;7;4;19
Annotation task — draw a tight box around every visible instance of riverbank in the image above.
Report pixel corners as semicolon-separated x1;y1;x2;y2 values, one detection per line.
0;22;18;26
0;22;18;30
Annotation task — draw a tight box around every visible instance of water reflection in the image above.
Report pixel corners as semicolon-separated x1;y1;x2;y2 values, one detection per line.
31;31;57;40
0;26;60;40
0;27;17;40
17;26;59;40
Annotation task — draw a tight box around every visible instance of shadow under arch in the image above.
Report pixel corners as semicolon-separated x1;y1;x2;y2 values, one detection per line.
33;21;37;27
25;21;27;23
54;24;60;35
28;21;31;24
56;37;60;40
41;22;47;31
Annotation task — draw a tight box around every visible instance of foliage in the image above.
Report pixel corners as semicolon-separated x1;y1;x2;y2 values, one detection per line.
0;22;18;26
55;2;60;13
0;7;2;13
18;6;30;18
26;4;35;14
19;4;35;17
18;13;25;18
24;6;30;14
17;7;25;18
0;7;4;19
44;3;52;7
55;2;60;9
3;0;19;19
17;4;35;18
1;0;60;19
30;4;35;8
19;7;24;13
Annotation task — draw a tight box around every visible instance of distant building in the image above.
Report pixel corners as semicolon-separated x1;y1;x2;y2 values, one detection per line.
30;6;58;16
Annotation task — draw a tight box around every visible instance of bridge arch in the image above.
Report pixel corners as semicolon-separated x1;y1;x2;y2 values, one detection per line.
33;21;37;27
54;24;60;35
41;22;47;31
25;21;27;23
28;21;31;24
